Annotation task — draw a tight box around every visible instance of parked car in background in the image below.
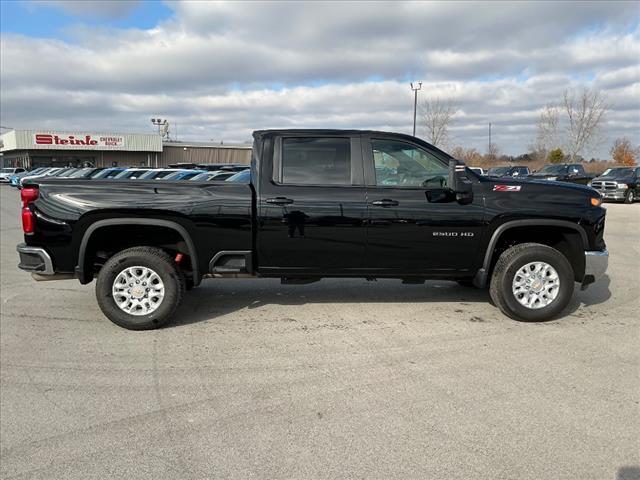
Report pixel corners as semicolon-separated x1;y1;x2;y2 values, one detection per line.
113;168;154;180
226;169;251;182
189;172;219;182
91;167;126;179
197;164;249;172
67;167;106;179
469;167;485;176
590;167;640;203
0;167;26;183
208;170;238;181
528;164;592;185
486;166;530;178
10;168;51;187
163;170;208;181
53;168;79;178
18;167;66;187
138;169;183;180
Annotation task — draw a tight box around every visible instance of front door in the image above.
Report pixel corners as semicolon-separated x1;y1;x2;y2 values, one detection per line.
363;136;484;274
257;135;368;274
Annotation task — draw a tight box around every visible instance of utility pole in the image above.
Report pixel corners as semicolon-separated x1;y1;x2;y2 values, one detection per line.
410;82;422;137
488;122;492;158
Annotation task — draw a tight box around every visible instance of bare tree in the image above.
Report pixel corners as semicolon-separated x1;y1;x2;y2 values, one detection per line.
534;103;560;155
421;97;457;148
563;88;607;161
486;142;500;162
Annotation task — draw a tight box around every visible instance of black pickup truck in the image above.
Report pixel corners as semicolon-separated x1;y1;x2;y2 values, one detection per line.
528;163;593;185
590;166;640;204
17;130;608;330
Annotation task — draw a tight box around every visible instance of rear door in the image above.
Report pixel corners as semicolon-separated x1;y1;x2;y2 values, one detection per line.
363;135;484;273
257;134;368;273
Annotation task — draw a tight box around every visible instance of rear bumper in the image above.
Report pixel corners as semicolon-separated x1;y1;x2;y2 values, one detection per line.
581;249;608;289
16;243;55;275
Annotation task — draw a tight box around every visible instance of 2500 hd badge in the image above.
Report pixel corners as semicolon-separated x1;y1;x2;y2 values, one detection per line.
433;231;475;237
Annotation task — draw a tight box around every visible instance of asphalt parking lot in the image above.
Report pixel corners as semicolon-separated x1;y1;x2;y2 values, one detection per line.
0;184;638;480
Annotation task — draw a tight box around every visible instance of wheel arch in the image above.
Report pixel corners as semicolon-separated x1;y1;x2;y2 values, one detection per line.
77;218;199;286
474;219;588;288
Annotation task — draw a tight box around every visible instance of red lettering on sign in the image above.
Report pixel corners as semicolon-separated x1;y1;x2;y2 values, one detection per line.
34;134;53;145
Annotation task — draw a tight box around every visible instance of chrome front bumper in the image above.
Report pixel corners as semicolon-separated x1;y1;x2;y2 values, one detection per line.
16;243;55;275
582;249;608;288
592;187;626;200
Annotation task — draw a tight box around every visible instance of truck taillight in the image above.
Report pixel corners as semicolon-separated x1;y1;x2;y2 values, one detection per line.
22;208;34;233
20;187;38;234
21;187;39;207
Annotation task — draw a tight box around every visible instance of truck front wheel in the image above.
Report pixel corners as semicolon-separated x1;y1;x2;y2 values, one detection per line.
624;189;634;204
96;247;185;330
489;243;574;322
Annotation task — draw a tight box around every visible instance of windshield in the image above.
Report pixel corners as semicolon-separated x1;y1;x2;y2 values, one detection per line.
210;172;235;180
69;168;93;177
601;168;633;177
537;165;567;174
114;169;149;179
163;170;190;180
190;172;210;181
226;169;251;182
487;167;510;175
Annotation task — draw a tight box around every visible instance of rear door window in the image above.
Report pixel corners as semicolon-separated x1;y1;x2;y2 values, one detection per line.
279;137;351;185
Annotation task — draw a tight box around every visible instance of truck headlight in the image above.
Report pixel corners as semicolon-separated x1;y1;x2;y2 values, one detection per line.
546;176;557;181
587;181;592;187
617;183;627;189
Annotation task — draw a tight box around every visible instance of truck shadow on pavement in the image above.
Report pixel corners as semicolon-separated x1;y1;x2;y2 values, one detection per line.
169;275;612;328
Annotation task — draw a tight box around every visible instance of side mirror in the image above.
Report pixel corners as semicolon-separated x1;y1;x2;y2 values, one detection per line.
448;159;473;204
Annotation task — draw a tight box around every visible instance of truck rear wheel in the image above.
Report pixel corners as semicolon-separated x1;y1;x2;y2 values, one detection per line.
489;243;574;322
96;247;185;330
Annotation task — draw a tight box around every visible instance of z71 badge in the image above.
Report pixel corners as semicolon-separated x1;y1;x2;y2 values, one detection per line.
493;185;522;192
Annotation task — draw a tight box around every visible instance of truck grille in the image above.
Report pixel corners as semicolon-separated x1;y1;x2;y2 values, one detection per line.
591;181;618;190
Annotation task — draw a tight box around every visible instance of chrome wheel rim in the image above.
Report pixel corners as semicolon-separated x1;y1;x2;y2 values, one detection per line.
512;261;560;309
112;266;165;316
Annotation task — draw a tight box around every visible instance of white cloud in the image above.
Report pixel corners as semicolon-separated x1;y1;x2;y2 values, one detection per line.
1;1;639;157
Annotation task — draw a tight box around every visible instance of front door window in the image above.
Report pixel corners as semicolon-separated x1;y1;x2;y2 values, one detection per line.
372;139;448;189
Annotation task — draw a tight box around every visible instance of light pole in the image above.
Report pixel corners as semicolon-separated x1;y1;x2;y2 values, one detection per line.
488;122;492;158
150;118;168;137
410;82;422;137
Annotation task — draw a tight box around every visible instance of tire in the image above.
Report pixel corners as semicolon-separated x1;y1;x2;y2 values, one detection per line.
489;243;574;322
96;247;185;330
624;189;634;204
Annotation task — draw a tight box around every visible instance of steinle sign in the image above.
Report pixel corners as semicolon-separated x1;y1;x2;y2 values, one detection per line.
33;133;126;149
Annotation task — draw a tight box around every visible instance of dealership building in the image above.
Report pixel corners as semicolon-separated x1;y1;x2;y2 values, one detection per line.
0;129;252;169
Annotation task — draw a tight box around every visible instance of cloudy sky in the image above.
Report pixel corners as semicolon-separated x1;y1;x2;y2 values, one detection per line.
1;0;638;158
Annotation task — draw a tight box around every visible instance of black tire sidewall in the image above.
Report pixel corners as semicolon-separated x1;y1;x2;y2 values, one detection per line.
625;189;633;204
498;247;574;321
96;251;182;330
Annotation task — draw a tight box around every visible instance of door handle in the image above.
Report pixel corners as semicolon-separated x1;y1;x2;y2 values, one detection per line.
371;199;399;207
266;197;294;205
